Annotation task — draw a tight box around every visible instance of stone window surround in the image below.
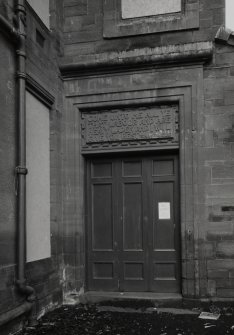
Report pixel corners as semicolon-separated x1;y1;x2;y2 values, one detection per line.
103;0;200;38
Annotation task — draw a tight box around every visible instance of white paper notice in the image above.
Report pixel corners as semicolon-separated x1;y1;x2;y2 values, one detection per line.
158;202;171;220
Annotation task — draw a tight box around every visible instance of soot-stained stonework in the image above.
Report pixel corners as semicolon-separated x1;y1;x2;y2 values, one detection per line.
1;0;234;334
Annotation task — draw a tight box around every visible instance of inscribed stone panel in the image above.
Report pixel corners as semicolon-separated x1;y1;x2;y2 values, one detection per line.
81;105;179;152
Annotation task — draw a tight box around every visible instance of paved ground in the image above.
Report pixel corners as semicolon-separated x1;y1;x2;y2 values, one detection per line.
19;301;234;335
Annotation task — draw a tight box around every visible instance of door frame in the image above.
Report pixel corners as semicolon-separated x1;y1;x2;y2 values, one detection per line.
84;149;181;293
72;71;204;298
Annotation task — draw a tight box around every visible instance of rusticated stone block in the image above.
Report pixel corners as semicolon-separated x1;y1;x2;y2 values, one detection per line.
224;90;234;105
217;288;234;298
212;165;234;179
202;243;216;258
64;4;87;17
208;270;229;279
217;241;234;257
207;259;234;270
207;280;216;297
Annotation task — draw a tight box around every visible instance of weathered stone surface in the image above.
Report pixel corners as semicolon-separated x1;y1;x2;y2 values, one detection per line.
217;242;234;257
2;2;234;333
60;42;213;75
56;0;234;303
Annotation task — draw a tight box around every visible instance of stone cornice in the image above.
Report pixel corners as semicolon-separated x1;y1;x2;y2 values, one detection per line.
26;75;55;108
59;41;213;78
215;26;234;46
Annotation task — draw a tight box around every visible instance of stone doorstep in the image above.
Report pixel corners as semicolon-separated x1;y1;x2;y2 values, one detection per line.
97;306;199;315
64;291;185;307
64;291;200;315
83;291;200;315
81;291;182;304
64;291;234;316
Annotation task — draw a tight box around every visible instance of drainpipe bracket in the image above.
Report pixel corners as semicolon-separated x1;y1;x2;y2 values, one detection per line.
16;49;26;58
16;280;36;302
16;71;27;79
15;166;28;175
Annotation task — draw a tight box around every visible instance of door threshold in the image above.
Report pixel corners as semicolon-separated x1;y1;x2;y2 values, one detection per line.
81;291;182;305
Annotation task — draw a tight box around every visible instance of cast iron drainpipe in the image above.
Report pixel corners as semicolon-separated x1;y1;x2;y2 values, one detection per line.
0;0;37;327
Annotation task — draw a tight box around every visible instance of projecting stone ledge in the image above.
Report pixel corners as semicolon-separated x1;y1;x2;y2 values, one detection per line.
60;41;213;77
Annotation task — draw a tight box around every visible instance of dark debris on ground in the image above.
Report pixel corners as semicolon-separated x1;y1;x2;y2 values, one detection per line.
19;302;234;335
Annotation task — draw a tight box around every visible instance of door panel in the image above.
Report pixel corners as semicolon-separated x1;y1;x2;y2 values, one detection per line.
123;160;142;177
87;160;118;291
123;183;143;251
153;159;174;176
150;156;180;292
92;161;113;178
87;154;180;293
92;183;113;250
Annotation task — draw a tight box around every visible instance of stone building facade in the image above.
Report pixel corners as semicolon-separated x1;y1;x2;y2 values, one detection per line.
0;0;234;333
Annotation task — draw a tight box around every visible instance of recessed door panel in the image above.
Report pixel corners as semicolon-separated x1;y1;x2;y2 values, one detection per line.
123;160;142;177
92;184;113;250
153;159;174;176
92;161;112;178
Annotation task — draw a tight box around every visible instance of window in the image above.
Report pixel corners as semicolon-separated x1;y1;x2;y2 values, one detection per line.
103;0;199;38
26;92;51;262
27;0;50;29
122;0;181;19
226;0;234;31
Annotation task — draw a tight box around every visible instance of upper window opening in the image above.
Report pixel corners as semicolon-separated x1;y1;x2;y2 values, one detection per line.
27;0;50;29
121;0;181;19
226;0;234;31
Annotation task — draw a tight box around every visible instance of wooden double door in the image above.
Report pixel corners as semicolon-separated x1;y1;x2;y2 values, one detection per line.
86;153;180;293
